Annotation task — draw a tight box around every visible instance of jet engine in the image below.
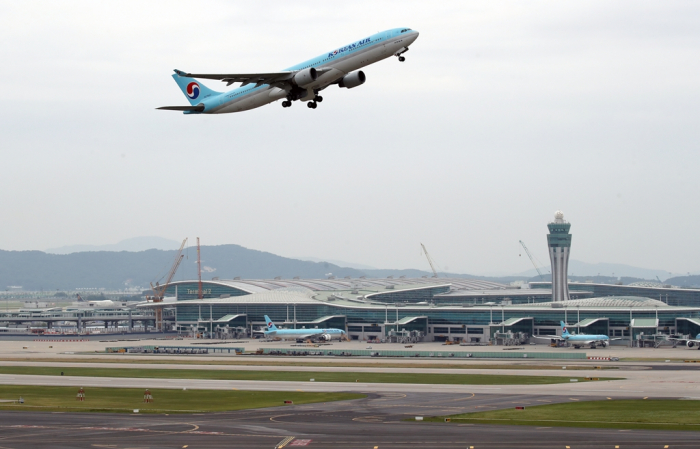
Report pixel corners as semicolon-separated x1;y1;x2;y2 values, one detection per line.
688;341;695;348
293;68;318;87
320;333;331;341
339;71;366;89
602;341;608;347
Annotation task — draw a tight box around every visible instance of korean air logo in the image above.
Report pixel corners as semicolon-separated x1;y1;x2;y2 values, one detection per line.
563;327;567;333
267;321;273;328
186;82;200;99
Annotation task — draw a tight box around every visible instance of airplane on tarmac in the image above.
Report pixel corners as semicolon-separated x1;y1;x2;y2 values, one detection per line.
668;333;700;349
263;315;346;342
158;28;419;114
74;293;118;308
534;321;620;349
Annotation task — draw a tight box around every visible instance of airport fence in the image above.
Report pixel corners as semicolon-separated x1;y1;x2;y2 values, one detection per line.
106;345;244;354
259;348;586;359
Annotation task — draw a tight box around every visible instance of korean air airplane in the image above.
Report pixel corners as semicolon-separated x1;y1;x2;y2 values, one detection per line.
263;315;346;342
158;28;419;114
534;321;621;349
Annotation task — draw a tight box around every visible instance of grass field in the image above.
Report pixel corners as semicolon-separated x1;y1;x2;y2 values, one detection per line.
0;366;618;385
0;385;363;413
427;399;700;431
0;357;618;370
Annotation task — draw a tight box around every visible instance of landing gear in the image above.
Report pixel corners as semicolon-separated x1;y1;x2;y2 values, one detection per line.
314;95;323;102
281;100;292;108
307;102;317;109
398;56;406;62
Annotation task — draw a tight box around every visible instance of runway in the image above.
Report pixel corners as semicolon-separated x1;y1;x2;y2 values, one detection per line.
0;392;697;448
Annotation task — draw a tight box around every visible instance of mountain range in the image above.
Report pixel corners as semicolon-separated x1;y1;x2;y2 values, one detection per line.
2;238;697;291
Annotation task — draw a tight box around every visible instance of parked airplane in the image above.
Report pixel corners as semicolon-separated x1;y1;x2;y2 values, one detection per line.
75;293;117;308
669;333;700;349
534;321;619;349
263;315;346;342
158;28;419;114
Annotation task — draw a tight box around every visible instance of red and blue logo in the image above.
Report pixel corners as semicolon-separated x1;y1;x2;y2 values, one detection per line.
186;82;200;99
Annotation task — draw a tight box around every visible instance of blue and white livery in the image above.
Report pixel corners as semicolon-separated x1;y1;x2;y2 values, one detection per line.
158;28;419;114
534;321;620;349
263;315;346;342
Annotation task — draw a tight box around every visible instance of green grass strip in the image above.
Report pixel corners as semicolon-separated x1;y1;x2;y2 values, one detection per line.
0;366;618;385
0;385;363;413
426;399;700;431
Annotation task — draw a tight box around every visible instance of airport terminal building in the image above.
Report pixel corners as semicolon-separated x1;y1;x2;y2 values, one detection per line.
157;277;700;345
153;212;700;345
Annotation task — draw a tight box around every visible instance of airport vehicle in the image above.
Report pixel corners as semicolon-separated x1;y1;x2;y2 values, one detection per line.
158;28;419;114
669;333;700;349
534;321;619;349
263;315;346;342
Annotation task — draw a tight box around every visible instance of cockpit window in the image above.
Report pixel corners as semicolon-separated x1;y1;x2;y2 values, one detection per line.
400;28;412;33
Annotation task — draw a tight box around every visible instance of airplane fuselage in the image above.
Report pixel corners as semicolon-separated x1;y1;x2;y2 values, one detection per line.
189;28;419;114
264;328;345;341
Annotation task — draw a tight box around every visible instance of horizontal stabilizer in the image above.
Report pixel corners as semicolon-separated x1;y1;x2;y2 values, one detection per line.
156;105;205;112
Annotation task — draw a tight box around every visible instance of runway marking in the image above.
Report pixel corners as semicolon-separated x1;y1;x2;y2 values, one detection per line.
275;436;295;448
270;414;294;423
0;424;281;439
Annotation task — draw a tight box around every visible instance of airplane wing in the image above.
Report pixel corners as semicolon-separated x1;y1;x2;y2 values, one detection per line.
531;335;564;341
174;68;335;87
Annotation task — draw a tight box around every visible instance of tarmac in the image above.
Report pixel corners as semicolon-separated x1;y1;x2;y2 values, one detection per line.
1;336;700;447
0;393;697;448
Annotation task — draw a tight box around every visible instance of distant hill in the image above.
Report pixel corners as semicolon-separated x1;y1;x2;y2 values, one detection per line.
517;259;671;281
0;244;365;291
46;236;181;254
664;275;700;288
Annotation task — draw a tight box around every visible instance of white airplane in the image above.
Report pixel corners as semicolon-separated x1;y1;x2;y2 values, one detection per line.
158;28;419;114
74;293;117;308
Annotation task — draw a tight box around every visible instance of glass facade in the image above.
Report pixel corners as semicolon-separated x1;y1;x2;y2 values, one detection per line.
533;282;700;308
164;282;250;300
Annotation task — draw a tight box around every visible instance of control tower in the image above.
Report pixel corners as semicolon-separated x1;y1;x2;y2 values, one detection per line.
547;211;572;302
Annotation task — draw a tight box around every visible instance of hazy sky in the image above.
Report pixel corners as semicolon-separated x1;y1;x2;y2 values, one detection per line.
2;1;699;275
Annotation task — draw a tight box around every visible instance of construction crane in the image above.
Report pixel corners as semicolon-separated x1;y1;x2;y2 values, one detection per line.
420;243;439;278
197;237;203;299
148;238;187;330
519;240;545;280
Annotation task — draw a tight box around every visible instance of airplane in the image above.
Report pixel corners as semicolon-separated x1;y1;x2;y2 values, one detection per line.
158;28;419;114
668;333;700;349
263;315;346;342
533;321;620;349
74;293;117;308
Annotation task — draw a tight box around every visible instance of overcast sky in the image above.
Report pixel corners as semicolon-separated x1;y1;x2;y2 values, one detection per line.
2;1;699;276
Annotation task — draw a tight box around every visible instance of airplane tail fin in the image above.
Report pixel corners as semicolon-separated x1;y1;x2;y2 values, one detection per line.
171;70;222;105
264;315;278;331
561;321;570;336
